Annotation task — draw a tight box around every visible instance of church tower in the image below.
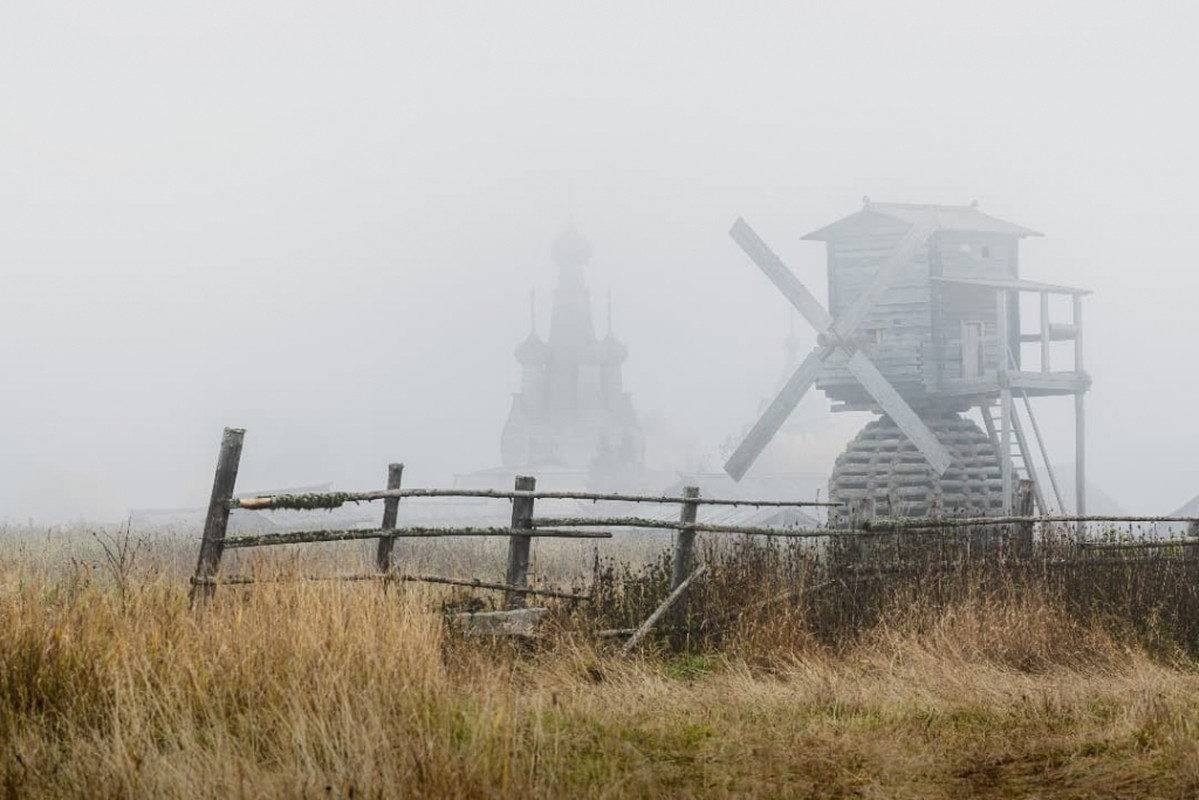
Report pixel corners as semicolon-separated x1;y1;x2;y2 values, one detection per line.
500;225;643;476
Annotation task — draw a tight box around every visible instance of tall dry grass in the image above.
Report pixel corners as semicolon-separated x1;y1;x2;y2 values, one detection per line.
3;524;1199;798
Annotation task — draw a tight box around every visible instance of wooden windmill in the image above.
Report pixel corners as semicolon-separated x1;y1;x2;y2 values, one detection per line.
725;200;1091;518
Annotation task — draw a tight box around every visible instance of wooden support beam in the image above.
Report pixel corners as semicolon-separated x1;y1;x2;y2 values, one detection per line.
1009;404;1047;515
1000;388;1014;515
1072;293;1087;535
997;290;1013;514
1040;291;1051;372
1076;391;1087;532
190;427;245;605
1073;294;1085;371
980;402;999;450
1009;371;1092;395
1020;325;1078;344
1020;391;1066;514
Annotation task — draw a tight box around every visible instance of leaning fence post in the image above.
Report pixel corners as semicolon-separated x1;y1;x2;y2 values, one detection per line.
1015;479;1035;559
670;486;701;622
189;427;246;605
504;475;536;609
375;463;405;573
1186;520;1199;562
624;565;707;655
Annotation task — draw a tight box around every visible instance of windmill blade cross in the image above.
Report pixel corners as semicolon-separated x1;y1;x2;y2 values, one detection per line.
844;350;953;476
724;346;833;481
729;218;833;333
722;213;949;482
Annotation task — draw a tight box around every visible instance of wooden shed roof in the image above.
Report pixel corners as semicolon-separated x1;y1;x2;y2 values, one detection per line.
802;202;1043;241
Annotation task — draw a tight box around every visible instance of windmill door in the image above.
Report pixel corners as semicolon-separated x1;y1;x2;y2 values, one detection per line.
961;321;984;378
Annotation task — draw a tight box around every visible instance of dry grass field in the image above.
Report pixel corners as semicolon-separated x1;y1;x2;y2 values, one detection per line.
3;524;1199;798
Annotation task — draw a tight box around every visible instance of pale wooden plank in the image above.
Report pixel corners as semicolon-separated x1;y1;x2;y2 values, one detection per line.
729;218;832;332
844;350;952;475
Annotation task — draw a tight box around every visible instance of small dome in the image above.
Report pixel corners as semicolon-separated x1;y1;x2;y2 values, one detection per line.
515;331;550;365
551;225;593;269
598;332;628;364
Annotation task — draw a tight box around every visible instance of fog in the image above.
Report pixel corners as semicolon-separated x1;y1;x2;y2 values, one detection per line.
1;1;1196;520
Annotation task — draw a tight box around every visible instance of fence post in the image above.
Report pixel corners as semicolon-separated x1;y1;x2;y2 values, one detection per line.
670;486;701;623
1015;479;1035;559
189;427;246;605
848;496;875;565
504;475;536;609
375;463;405;573
1186;520;1199;562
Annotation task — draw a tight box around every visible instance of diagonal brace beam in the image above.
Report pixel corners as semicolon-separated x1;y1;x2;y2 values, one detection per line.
845;350;953;476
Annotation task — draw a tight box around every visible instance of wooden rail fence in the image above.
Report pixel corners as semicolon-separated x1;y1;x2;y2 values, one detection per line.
187;427;838;609
189;428;1199;620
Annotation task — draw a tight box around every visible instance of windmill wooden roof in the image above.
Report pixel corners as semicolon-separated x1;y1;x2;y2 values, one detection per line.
802;202;1043;241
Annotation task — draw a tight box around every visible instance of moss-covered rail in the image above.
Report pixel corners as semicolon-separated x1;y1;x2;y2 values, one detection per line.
192;427;740;610
223;526;612;549
230;487;842;511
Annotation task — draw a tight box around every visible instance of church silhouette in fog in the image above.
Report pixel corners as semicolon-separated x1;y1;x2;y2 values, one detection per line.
500;225;644;483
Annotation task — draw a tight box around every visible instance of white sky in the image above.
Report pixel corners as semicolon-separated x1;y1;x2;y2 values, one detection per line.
1;1;1197;519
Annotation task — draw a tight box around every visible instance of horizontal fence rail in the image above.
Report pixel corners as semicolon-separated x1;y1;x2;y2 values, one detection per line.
190;572;591;600
230;488;842;511
531;516;837;538
1080;538;1199;550
862;515;1199;531
844;555;1199;576
223;526;614;549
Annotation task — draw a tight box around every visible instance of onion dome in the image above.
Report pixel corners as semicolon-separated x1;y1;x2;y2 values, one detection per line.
551;224;593;269
598;332;628;364
515;331;550;365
